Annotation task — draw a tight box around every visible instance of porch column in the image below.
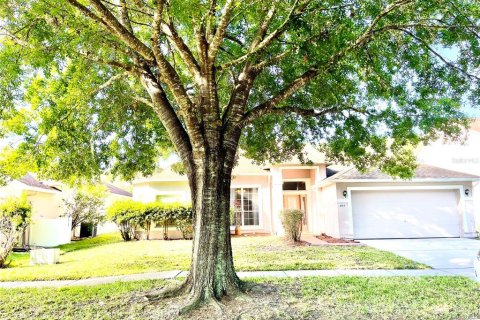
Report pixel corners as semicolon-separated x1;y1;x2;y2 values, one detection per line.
270;167;284;236
470;181;480;237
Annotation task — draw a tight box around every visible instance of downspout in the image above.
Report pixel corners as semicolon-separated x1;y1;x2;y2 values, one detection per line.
268;173;274;235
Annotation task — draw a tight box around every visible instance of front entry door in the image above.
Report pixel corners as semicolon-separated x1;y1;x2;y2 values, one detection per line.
283;194;308;229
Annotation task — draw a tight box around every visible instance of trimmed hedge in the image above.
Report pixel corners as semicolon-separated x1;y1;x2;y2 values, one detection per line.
107;200;193;241
280;209;304;242
106;200;143;241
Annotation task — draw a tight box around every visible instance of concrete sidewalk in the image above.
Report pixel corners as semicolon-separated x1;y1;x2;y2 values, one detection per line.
1;268;476;289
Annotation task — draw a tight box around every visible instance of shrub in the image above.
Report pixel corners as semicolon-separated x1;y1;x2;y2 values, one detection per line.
0;194;31;267
280;209;304;242
145;202;193;240
173;204;194;239
154;203;174;240
107;200;194;240
141;202;160;240
106;200;143;241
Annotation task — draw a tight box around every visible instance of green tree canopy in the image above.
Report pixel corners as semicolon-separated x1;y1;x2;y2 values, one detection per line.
1;0;480;309
0;0;478;182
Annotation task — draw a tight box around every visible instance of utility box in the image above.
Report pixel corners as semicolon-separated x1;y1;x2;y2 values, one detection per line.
30;248;60;265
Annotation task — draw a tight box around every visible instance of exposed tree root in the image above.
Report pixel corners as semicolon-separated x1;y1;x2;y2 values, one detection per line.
178;292;205;315
210;298;227;314
145;276;246;316
145;279;191;302
178;282;245;315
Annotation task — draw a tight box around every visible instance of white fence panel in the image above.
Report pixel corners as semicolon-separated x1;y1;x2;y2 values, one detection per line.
29;217;71;247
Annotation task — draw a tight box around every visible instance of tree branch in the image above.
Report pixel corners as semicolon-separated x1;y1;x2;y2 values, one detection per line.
151;0;202;149
91;72;128;96
399;28;480;81
203;0;218;41
77;50;135;72
161;21;202;81
66;0;113;31
132;95;154;107
250;51;289;72
208;0;236;61
250;3;278;49
85;0;155;61
118;0;134;33
150;1;195;111
99;0;154;17
242;0;415;123
140;72;194;170
260;105;338;118
220;0;304;70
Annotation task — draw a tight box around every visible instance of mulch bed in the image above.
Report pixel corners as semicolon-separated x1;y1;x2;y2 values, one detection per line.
230;232;271;237
316;233;360;244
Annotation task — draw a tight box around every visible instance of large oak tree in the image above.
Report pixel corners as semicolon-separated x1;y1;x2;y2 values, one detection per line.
0;0;479;312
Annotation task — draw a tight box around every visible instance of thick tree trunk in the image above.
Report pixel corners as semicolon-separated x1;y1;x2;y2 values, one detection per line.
179;148;242;311
153;145;243;313
144;69;244;312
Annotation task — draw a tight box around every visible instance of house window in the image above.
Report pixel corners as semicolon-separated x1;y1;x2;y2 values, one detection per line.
282;181;306;191
231;187;260;226
156;194;183;203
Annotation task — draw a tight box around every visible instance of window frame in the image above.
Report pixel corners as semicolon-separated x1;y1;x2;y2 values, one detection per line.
230;185;263;229
282;181;307;191
154;191;188;204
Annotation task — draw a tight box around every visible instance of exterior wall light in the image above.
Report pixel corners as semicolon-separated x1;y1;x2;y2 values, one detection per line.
343;190;348;198
465;189;470;197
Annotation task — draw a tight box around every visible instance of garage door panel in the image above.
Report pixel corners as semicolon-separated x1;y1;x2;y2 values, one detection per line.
352;189;461;239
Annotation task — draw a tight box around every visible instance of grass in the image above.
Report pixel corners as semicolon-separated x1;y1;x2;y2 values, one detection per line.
0;277;478;319
0;233;427;281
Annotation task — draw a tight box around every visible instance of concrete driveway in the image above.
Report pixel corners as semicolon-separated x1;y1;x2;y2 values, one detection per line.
361;238;480;279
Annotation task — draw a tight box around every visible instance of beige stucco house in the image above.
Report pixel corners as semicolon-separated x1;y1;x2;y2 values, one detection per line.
0;174;132;247
95;183;132;235
133;122;480;240
0;174;70;247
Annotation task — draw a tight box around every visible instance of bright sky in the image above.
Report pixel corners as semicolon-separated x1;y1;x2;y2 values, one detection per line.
463;105;480;117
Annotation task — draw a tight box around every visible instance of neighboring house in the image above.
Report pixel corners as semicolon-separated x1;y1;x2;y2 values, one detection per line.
0;174;132;247
418;118;480;176
70;182;132;237
0;174;70;247
133;126;480;240
96;183;132;235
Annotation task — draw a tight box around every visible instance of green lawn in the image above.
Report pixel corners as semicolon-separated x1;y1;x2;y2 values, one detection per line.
0;233;427;281
0;277;478;319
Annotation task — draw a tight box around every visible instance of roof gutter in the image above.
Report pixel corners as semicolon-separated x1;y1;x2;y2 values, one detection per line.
317;177;480;187
21;185;61;194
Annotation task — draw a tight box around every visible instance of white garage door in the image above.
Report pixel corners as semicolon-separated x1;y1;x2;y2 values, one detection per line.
352;189;461;239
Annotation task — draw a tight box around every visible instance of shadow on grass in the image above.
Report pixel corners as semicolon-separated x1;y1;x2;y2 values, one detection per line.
58;233;124;253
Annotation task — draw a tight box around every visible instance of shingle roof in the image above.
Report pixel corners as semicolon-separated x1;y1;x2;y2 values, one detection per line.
106;183;132;197
328;164;480;181
18;173;61;191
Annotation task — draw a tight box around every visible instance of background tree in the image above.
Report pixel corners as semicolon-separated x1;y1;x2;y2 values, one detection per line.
63;185;106;236
0;194;31;267
0;0;479;312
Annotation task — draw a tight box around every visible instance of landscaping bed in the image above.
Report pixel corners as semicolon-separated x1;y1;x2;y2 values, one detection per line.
316;233;361;244
0;277;478;319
